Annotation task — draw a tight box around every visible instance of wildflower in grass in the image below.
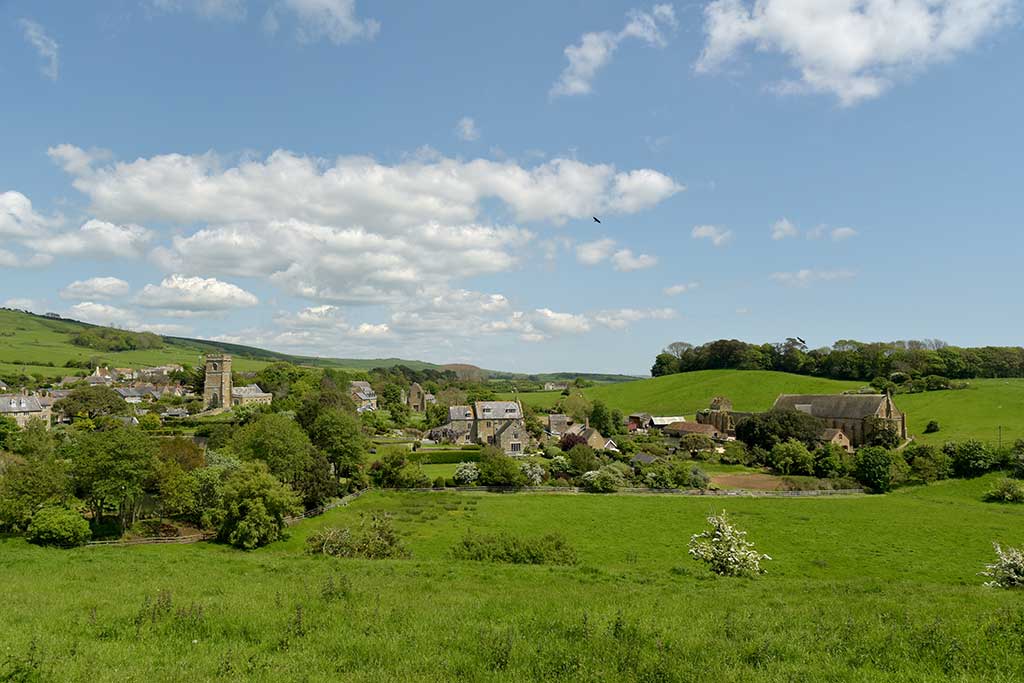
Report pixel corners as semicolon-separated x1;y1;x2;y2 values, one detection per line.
688;511;771;577
981;542;1024;588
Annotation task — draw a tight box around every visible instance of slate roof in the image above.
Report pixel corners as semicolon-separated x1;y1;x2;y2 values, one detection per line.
349;381;376;400
664;421;718;436
449;405;474;421
475;401;522;420
232;384;270;397
773;394;891;420
0;395;45;414
821;428;848;441
631;452;659;465
651;416;687;427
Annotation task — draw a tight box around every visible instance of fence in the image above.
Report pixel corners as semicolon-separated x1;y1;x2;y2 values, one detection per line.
85;490;366;547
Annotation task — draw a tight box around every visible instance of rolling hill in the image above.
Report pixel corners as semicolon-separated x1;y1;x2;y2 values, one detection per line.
505;369;1024;445
0;308;442;379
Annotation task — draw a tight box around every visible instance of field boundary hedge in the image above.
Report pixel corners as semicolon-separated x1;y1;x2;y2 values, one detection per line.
394;486;865;497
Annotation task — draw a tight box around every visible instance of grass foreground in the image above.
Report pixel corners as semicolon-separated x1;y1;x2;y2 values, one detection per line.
3;475;1024;681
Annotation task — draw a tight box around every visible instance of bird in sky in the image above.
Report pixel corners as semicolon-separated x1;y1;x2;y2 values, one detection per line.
796;337;806;345
592;216;601;224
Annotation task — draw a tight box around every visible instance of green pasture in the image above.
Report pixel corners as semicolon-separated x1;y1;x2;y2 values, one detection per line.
3;475;1024;681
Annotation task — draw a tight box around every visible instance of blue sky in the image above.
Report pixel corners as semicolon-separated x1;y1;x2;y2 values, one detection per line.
1;0;1021;374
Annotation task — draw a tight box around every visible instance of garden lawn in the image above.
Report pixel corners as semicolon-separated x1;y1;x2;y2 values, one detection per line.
3;475;1024;681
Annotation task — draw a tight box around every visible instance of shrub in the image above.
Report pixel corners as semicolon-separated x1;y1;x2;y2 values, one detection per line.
305;513;410;559
688;511;770;577
945;440;996;478
452;461;480;485
477;448;527;487
981;543;1024;588
718;441;748;466
769;439;815;476
559;433;587;452
580;465;624;493
813;443;848;479
679;434;714;458
687;466;710;490
548;455;571;477
432;476;446;489
26;507;91;548
520;461;545;486
924;420;940;434
450;530;577;565
904;443;951;483
853;447;906;493
984;478;1024;503
213;461;301;550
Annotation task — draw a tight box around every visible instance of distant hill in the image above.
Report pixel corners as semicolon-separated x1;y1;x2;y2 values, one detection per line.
0;308;442;379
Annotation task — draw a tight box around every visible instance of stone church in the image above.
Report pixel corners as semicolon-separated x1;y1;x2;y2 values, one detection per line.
202;354;272;411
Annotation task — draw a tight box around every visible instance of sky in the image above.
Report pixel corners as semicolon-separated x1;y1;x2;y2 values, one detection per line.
1;0;1022;375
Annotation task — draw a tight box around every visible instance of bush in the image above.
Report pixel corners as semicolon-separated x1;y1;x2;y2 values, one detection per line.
688;511;770;577
686;466;710;490
520;461;545;486
477;448;527;487
679;434;714;458
580;465;624;493
924;420;940;434
452;461;480;485
718;441;748;466
213;461;302;550
432;476;446;489
984;478;1024;503
945;440;996;478
548;455;571;477
813;443;849;479
853;446;906;493
26;507;91;548
904;443;951;483
450;530;577;565
981;543;1024;588
769;439;815;476
305;513;410;560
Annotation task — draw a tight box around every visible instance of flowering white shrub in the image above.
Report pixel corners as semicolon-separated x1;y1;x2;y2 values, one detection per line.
581;466;624;493
453;461;480;486
688;511;771;577
549;455;570;476
520;462;545;486
981;542;1024;588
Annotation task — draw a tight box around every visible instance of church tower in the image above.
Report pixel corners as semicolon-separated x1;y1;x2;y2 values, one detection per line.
203;354;232;410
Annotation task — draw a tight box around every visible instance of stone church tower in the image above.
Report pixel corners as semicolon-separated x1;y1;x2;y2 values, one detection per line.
203;354;232;410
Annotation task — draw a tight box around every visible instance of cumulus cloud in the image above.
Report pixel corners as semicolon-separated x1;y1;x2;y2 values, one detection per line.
611;249;657;271
770;268;856;287
28;220;153;258
19;19;59;81
696;0;1017;106
664;282;699;296
136;275;258;313
0;249;53;269
533;308;592;335
0;191;53;238
264;0;380;44
67;302;137;326
831;226;858;241
576;238;617;265
691;224;732;247
551;4;677;97
60;276;131;301
456;116;480;141
771;217;799;240
3;298;38;310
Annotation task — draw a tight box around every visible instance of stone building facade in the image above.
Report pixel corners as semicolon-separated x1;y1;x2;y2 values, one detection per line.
203;354;232;411
772;393;907;448
408;382;426;412
433;401;529;454
0;395;51;429
232;384;273;407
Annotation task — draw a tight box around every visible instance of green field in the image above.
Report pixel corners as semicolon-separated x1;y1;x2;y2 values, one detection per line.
3;476;1024;681
0;309;439;379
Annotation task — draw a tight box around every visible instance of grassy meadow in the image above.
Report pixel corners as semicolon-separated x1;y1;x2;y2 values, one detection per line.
4;475;1024;681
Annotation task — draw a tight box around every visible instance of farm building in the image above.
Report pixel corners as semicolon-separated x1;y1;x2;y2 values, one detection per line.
772;393;907;448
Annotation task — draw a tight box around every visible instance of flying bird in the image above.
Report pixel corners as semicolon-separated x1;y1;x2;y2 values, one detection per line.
592;216;601;224
796;337;806;345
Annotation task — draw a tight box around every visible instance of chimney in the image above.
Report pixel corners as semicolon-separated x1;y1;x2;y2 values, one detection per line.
585;417;590;430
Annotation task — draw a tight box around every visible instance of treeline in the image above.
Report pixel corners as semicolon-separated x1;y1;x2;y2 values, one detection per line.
71;327;164;352
652;338;1024;382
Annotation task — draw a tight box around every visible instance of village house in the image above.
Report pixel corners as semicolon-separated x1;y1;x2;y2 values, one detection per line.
407;382;426;412
546;413;570;437
564;422;619;451
627;413;653;432
663;421;727;440
232;384;273;407
0;394;51;429
434;401;530;455
820;428;853;453
772;393;907;448
349;381;378;413
543;381;569;392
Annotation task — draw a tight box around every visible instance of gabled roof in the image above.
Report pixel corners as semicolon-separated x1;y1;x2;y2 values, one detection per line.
664;421;718;436
651;416;686;427
449;405;474;421
0;395;44;414
631;452;659;465
773;394;891;420
232;384;270;397
474;401;522;420
821;428;848;441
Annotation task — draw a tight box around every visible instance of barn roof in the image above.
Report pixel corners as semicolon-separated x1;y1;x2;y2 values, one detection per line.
773;394;890;420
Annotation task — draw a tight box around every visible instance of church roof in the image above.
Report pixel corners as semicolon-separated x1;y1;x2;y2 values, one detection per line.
773;394;891;420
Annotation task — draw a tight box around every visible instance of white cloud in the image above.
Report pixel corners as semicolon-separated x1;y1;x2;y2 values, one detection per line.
611;249;657;271
0;249;53;269
3;298;38;310
576;238;617;265
770;268;856;287
352;322;391;338
691;224;732;247
831;227;858;241
533;308;592;335
593;307;676;329
68;302;137;326
29;220;153;258
664;282;699;296
551;4;677;97
771;217;799;240
0;192;53;238
456;116;480;142
696;0;1016;106
19;19;59;81
145;0;247;20
60;277;131;301
136;275;259;313
269;0;380;44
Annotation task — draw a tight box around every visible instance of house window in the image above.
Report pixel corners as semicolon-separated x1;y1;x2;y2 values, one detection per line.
510;442;522;453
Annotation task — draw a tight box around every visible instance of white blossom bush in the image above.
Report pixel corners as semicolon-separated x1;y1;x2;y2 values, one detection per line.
453;461;480;486
549;455;571;477
520;462;545;486
688;511;771;577
981;542;1024;588
581;466;624;493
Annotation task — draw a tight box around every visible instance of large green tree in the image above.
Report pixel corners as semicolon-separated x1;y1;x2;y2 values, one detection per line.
212;461;301;549
308;410;367;479
54;386;126;420
66;427;157;530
